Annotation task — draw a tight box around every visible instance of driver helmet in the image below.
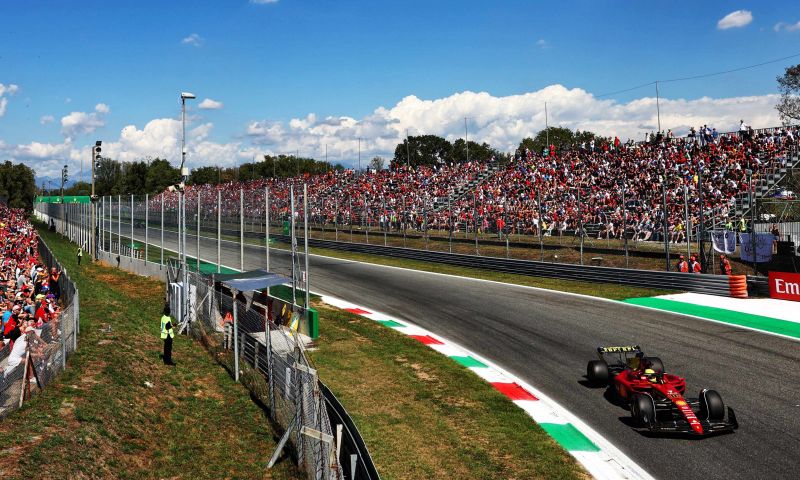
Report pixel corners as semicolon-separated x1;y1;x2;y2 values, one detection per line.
643;368;658;383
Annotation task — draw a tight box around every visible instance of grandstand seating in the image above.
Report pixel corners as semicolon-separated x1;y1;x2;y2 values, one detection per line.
152;124;798;244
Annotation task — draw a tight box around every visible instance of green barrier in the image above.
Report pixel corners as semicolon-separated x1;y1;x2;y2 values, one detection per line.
307;308;319;339
282;221;290;235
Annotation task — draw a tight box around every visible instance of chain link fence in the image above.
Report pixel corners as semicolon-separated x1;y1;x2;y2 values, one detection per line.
0;235;79;418
168;264;342;480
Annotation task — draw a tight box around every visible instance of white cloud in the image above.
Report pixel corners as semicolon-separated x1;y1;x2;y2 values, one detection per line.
774;21;800;32
181;33;203;47
245;85;781;164
0;85;784;178
60;104;110;139
198;98;224;110
536;39;550;50
40;115;55;125
717;10;753;30
0;83;19;117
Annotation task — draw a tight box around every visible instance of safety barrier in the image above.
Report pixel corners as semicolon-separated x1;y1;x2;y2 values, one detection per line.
728;275;749;298
273;234;743;296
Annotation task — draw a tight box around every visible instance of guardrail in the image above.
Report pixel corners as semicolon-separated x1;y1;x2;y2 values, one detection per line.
272;234;740;296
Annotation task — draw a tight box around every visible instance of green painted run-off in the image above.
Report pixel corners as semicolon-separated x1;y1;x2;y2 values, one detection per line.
450;356;488;368
539;423;600;452
622;297;800;340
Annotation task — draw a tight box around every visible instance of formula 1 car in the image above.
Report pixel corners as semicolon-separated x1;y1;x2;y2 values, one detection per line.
586;345;738;436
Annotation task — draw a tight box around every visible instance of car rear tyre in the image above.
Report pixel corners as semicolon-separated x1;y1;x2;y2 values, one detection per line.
646;357;664;373
631;393;655;427
699;389;725;421
587;360;609;385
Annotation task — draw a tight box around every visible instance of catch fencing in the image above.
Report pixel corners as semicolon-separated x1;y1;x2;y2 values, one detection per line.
1;236;80;418
168;264;359;480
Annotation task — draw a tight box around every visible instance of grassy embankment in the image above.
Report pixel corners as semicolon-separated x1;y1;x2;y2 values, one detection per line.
35;225;587;479
0;225;299;480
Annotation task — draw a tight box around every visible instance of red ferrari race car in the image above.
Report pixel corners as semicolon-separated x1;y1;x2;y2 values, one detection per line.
586;345;738;436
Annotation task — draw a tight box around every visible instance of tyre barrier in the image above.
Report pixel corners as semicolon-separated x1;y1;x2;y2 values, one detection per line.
728;275;749;299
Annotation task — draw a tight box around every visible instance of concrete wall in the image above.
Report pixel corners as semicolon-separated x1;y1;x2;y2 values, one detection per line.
96;249;168;282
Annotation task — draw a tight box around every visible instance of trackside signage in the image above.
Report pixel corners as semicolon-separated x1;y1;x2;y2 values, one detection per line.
769;271;800;302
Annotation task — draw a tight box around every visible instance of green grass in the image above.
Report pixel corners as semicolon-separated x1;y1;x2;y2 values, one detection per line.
45;223;589;479
0;225;299;480
308;302;586;480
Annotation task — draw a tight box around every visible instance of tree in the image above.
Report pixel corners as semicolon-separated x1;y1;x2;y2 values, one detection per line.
450;139;499;163
95;157;121;196
517;127;603;155
392;135;453;167
189;166;221;185
0;161;36;210
369;156;385;171
146;158;180;193
64;181;91;196
116;161;148;195
777;64;800;123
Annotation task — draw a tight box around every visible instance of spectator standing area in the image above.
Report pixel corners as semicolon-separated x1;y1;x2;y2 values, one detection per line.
0;206;78;418
0;221;300;479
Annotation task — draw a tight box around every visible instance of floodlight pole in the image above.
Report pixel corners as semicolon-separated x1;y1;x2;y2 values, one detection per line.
304;183;310;313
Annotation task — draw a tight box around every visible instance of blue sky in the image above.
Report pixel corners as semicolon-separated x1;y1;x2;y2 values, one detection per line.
1;0;799;179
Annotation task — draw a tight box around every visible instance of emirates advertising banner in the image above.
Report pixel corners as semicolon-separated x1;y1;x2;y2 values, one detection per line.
769;271;800;302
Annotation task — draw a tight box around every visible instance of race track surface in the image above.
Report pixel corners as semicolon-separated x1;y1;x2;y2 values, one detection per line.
108;221;800;479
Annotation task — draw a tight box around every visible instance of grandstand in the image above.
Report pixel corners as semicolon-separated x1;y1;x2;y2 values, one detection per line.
152;124;798;246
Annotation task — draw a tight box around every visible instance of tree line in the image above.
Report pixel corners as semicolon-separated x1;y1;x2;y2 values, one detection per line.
0;161;37;210
51;155;343;197
391;128;605;167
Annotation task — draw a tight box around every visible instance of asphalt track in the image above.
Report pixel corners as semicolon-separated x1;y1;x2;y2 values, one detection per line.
99;219;800;479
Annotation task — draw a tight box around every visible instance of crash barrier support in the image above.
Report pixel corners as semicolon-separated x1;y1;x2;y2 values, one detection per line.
0;237;80;418
272;234;745;297
728;275;748;299
167;265;376;480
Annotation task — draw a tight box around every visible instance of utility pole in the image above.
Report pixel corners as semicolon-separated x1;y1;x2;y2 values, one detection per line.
545;102;549;149
662;175;670;271
464;118;469;163
406;129;411;167
655;81;662;133
578;185;584;266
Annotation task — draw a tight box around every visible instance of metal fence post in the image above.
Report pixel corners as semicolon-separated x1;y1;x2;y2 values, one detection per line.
233;291;240;382
265;187;269;274
130;194;134;256
217;190;221;274
73;293;79;351
145;194;149;264
160;195;165;266
197;192;201;272
117;195;121;255
266;307;275;419
240;188;244;271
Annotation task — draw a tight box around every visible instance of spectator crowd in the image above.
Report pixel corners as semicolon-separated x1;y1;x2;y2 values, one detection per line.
0;205;64;413
151;124;797;246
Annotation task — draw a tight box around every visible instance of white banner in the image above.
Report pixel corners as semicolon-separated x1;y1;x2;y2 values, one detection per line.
711;230;737;254
739;232;774;263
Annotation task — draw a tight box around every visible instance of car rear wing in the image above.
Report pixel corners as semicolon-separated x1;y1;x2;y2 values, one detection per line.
597;345;641;353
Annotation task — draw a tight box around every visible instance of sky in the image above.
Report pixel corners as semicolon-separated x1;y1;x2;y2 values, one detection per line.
1;0;799;182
